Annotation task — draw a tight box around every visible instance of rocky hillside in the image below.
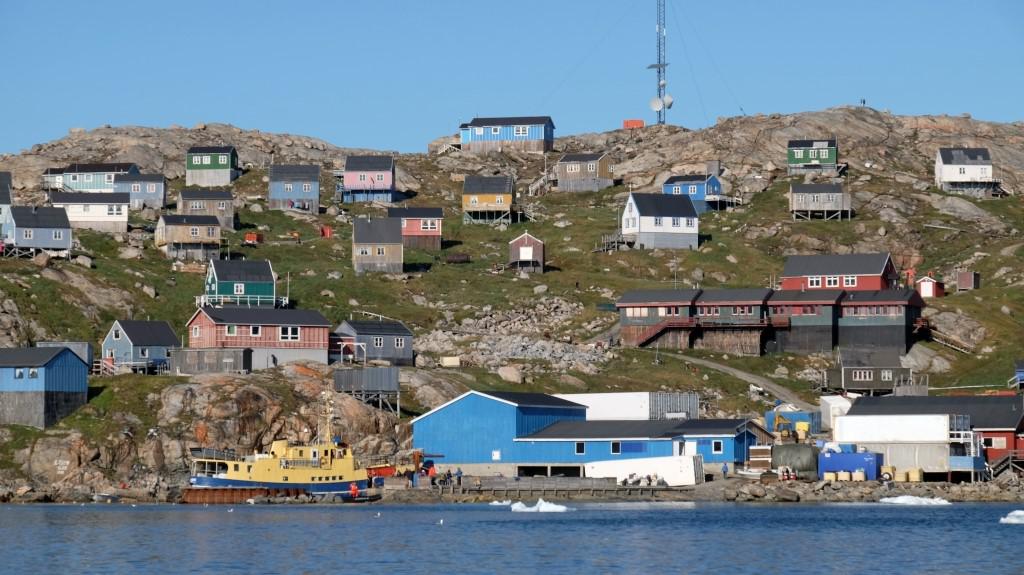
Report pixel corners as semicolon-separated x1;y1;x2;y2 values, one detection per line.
0;107;1022;495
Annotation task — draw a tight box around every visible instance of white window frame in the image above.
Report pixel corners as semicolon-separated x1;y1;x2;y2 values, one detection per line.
284;183;293;192
376;246;386;256
376;174;384;182
688;185;697;195
474;127;484;136
712;440;724;454
566;164;580;173
575;442;585;455
52;230;63;240
190;227;199;238
851;369;873;382
359;174;367;182
131;183;141;193
495;196;504;205
491;127;501;135
420;219;438;231
302;183;312;192
825;276;839;287
84;174;93;182
217;201;227;210
202;155;211;165
147;183;157;193
226;325;237;336
394;337;405;349
843;275;857;287
190;201;205;210
14;368;24;379
279;326;300;341
819;149;829;160
469;196;479;206
685;218;695;227
671;217;680;227
793;149;803;159
373;336;384;348
218;154;228;165
207;227;217;238
808;276;822;288
113;329;122;340
611;441;621;455
513;126;528;136
23;229;32;240
587;162;596;172
654;217;663;227
105;173;115;184
881;369;893;382
28;367;39;378
233;283;245;295
192;326;200;337
70;174;79;182
672;186;681;195
250;325;261;337
358;247;370;256
138;348;149;359
809;149;818;159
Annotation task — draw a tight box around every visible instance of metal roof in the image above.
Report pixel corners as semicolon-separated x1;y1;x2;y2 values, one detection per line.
387;207;443;219
338;320;413;337
211;260;274;283
480;391;583;409
43;167;65;175
353;218;402;244
672;418;751;435
558;152;605;163
616;289;701;306
63;163;137;173
664;174;707;185
345;155;394;172
461;116;554;128
787;139;836;148
768;289;845;304
10;206;70;229
781;253;891;277
115;320;179;347
938;147;991;165
629;193;698;218
790;183;844;195
180;188;233;200
113;173;165;183
463;175;514;194
847;396;1024;430
696;288;772;303
838;346;903;368
0;347;66;367
187;146;235;154
839;288;921;305
523;420;690;440
269;164;320;181
50;192;130;205
0;172;11;205
201;307;330;327
160;215;220;226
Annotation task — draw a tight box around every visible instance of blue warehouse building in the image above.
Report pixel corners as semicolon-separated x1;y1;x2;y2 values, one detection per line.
458;116;554;154
0;347;89;428
412;390;767;477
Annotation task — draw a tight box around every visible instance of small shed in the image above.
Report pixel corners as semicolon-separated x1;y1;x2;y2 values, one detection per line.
915;275;945;298
956;271;981;292
508;231;544;274
334;367;400;413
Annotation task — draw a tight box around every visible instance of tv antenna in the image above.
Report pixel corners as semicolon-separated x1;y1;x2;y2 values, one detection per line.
646;0;672;124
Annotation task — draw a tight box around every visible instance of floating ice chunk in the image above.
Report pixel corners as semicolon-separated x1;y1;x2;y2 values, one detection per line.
510;498;572;512
999;510;1024;524
878;496;950;506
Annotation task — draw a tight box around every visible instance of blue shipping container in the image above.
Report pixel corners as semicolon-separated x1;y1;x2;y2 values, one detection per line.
765;410;822;435
817;451;883;481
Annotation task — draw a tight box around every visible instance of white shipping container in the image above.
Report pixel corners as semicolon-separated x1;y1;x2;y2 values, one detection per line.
819;395;853;431
834;414;951;443
585;455;705;486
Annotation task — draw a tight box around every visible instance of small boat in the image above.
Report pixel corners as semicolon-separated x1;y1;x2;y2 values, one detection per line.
92;493;120;504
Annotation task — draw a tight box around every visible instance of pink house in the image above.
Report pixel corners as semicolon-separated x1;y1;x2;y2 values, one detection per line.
386;206;443;250
341;155;396;203
186;306;331;369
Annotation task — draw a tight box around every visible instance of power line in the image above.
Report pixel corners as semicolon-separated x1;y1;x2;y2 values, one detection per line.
676;2;745;116
667;0;708;126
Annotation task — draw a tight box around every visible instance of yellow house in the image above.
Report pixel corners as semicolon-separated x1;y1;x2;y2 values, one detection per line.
462;175;515;224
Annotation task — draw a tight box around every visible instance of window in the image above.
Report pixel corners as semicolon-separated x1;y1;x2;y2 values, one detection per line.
358;247;369;256
373;336;384;348
190;201;205;210
495;195;504;205
566;164;580;173
219;155;228;165
851;369;873;382
654;217;663;227
139;348;149;358
809;149;818;159
575;442;585;455
625;307;649;318
843;276;857;287
250;325;261;337
359;174;367;182
881;369;893;382
217;202;227;210
826;276;839;287
279;326;300;341
84;174;93;182
469;196;479;206
190;227;199;238
376;174;384;182
53;230;63;240
734;305;753;315
811;194;820;203
207;227;216;237
587;162;596;172
474;127;484;136
302;183;312;192
688;185;697;195
611;442;621;455
105;174;115;184
672;186;681;195
147;183;156;193
671;217;680;227
131;183;141;192
984;437;1007;449
28;368;38;378
376;247;386;256
959;167;966;175
808;276;822;288
827;194;836;203
284;183;293;192
394;337;405;349
14;368;23;379
22;229;33;240
819;149;829;160
202;155;211;165
712;440;724;454
226;325;237;336
793;149;803;159
491;127;501;135
70;174;79;182
113;329;122;340
513;126;528;136
685;218;695;227
192;326;200;337
234;283;245;295
420;219;438;231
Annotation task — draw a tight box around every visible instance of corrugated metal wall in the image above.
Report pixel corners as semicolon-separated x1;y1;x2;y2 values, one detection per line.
649;392;700;420
334;367;399;392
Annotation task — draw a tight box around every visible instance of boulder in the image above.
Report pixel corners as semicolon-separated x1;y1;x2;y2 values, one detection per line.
772;487;801;502
497;365;523;384
118;247;142;259
901;344;952;373
74;255;93;269
142;285;157;299
533;285;548;295
31;252;50;267
558;374;587;389
320;289;335;298
739;483;766;498
249;204;263;213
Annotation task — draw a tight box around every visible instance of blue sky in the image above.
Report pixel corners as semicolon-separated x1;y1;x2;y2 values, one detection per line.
1;1;1021;154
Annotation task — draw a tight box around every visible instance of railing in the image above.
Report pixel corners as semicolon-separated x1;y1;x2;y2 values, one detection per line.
278;458;322;469
189;447;244;461
196;294;288;308
636;318;698;346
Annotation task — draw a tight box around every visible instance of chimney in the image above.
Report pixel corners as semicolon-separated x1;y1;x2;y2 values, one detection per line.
706;160;721;178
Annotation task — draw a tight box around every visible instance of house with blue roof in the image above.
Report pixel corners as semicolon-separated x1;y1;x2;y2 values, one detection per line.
459;116;554;154
661;161;733;213
0;347;88;428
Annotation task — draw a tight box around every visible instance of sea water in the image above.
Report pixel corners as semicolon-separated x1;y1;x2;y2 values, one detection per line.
1;502;1023;574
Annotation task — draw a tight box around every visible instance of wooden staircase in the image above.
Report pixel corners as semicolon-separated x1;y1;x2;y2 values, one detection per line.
636;318;696;347
930;328;975;354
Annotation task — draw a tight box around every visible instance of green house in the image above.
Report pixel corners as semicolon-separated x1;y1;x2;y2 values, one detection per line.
199;259;281;307
186;145;240;187
787;139;837;174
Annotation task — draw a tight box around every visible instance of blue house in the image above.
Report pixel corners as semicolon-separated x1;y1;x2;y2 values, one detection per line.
6;206;72;256
0;172;12;241
268;164;320;213
113;173;166;210
62;163;139;193
0;347;88;428
101;320;180;372
671;419;766;467
459;116;554;154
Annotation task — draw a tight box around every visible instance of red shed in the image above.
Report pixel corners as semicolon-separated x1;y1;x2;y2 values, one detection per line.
509;231;544;274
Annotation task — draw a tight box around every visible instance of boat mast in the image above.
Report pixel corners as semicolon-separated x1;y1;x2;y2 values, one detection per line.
317;378;335;445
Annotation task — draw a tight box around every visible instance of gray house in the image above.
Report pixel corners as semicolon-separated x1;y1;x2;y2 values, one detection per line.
352;218;403;275
789;183;852;221
334;319;414;365
821;347;926;396
114;173;167;210
101;320;180;372
178;188;236;230
7;206;72;257
0;172;12;241
620;193;699;250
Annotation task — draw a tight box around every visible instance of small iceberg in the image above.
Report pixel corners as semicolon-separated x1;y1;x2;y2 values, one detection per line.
879;495;951;506
488;500;512;506
999;510;1024;524
510;498;573;513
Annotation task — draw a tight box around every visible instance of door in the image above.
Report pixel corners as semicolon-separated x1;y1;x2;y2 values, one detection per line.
519;246;533;260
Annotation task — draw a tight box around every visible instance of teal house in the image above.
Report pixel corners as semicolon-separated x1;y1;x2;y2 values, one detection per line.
62;163;139;192
200;259;280;307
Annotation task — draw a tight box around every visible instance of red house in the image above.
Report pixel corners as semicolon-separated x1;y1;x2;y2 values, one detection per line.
186;307;331;370
780;253;897;291
386;207;443;250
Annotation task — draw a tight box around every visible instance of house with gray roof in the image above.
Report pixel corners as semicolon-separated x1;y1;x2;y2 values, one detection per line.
458;116;554;154
101;320;180;373
553;152;612;192
788;183;852;221
201;259;280;307
155;214;221;261
934;147;1002;198
352;218;403;275
61;163;140;193
821;347;922;395
334;319;414;365
340;156;396;203
269;164;320;213
113;173;167;210
621;192;699;249
780;252;897;292
186;306;331;369
49;191;129;233
0;346;88;428
6;206;72;256
177;188;235;229
186;145;239;187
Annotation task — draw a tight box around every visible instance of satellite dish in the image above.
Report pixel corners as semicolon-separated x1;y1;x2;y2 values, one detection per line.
649;97;664;112
663;94;674;109
659;80;667;88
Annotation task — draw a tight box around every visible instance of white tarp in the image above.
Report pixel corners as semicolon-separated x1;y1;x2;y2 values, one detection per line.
585;455;704;487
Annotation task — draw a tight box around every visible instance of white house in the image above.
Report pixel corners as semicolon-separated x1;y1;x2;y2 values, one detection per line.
621;193;699;250
49;191;129;233
934;148;1000;198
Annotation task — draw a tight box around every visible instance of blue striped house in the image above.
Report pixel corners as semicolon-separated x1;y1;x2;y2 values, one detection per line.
0;347;88;428
61;163;139;192
113;173;167;209
268;164;320;213
459;116;554;154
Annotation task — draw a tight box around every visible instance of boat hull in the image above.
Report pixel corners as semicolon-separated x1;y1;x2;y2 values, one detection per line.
189;475;372;495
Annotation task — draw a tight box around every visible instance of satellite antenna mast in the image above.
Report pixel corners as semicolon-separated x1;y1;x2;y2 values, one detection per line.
647;0;672;125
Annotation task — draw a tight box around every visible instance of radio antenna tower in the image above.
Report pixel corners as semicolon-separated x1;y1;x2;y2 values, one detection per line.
647;0;672;124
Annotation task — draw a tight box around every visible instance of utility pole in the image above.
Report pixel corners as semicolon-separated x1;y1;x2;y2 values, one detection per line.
647;0;670;125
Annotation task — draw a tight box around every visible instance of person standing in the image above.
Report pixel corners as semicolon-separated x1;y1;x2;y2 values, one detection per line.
455;467;463;487
721;462;729;480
